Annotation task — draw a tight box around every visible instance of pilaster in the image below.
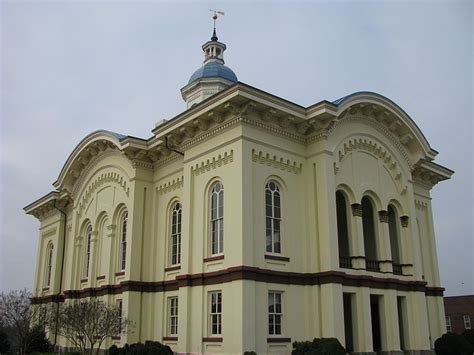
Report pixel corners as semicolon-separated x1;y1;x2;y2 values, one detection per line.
353;287;373;353
380;290;401;351
312;152;339;271
320;283;344;343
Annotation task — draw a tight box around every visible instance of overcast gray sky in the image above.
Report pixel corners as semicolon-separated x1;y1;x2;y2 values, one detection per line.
1;0;472;296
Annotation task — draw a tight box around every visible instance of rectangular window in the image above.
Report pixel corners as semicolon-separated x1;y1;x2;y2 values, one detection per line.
268;291;282;335
168;297;178;336
445;316;451;332
464;315;471;330
209;291;222;335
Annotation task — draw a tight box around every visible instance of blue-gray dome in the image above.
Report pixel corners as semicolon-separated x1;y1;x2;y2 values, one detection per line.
188;62;238;84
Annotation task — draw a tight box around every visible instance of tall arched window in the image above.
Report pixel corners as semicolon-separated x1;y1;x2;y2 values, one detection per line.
361;197;378;269
265;181;281;254
44;242;54;288
83;225;92;278
210;182;224;255
119;212;128;271
336;191;350;267
170;202;182;265
388;205;401;264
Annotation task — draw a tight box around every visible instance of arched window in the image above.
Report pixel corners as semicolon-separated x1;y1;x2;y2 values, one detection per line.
361;197;378;268
170;202;182;265
83;225;92;278
210;182;224;255
44;242;54;288
119;212;128;271
388;205;401;264
265;181;281;254
336;191;350;266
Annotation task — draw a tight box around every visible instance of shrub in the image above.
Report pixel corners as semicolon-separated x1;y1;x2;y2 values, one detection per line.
462;329;474;347
25;326;53;353
108;341;173;355
0;329;10;354
434;332;474;355
292;338;345;355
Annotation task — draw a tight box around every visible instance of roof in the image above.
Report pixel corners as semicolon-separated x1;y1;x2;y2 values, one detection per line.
188;62;238;84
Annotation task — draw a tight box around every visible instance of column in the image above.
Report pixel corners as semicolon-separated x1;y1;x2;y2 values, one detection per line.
350;203;366;270
89;230;99;287
399;216;414;276
106;224;117;284
377;210;393;273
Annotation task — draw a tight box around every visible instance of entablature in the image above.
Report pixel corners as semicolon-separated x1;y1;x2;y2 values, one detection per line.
412;161;453;189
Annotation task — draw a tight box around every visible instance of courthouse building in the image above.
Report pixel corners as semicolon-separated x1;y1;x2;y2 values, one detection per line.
25;28;453;354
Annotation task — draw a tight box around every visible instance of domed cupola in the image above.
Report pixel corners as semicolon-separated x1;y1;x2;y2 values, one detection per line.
181;16;238;108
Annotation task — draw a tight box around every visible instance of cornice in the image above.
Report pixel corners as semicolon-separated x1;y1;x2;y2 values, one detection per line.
24;191;71;221
412;161;453;189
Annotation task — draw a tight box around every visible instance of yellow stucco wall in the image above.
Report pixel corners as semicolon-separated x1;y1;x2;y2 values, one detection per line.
27;88;449;355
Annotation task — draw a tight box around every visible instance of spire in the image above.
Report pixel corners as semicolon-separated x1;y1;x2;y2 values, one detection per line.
211;27;218;42
210;9;224;42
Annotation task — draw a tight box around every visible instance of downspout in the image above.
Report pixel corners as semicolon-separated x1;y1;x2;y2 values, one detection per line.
53;200;67;350
165;136;184;156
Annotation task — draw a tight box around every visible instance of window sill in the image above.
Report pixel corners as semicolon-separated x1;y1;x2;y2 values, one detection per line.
111;336;121;341
96;275;106;280
203;337;223;342
165;265;181;272
265;254;290;262
163;336;178;341
80;278;88;283
115;271;125;277
42;287;50;292
267;337;291;343
204;255;224;262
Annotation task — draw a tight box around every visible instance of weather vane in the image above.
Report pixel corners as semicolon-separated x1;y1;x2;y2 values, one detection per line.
209;9;225;29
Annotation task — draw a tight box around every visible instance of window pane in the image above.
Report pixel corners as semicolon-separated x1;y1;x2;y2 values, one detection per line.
211;194;217;219
269;314;274;335
268;294;274;313
219;220;224;253
275;322;281;335
218;191;224;217
275;300;281;314
274;205;281;219
266;229;272;252
274;232;281;253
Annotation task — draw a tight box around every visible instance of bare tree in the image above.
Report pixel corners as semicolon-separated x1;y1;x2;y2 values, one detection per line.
47;299;133;355
0;289;47;354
